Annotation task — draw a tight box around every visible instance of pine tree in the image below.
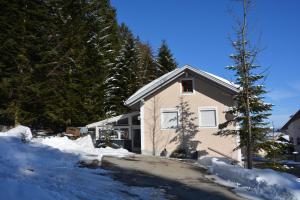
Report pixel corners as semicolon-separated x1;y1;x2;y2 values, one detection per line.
136;41;157;85
156;40;178;76
0;0;52;127
216;0;272;169
79;0;120;122
38;0;121;129
103;24;139;116
35;0;89;129
0;0;178;130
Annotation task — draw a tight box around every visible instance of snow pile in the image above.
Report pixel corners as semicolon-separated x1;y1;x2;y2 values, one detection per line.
97;146;132;158
35;135;102;161
34;135;132;161
0;130;164;200
199;157;300;200
0;125;32;141
1;125;132;162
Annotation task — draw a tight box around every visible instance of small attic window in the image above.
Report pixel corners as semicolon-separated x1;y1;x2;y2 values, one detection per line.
181;79;194;94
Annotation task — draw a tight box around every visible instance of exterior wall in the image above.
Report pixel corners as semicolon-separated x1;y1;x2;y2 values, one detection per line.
142;73;240;161
286;118;300;152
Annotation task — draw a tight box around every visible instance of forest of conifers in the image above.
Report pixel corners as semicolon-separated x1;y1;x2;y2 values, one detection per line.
0;0;178;131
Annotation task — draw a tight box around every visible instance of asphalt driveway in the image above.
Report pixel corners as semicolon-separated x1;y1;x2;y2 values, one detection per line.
101;155;246;200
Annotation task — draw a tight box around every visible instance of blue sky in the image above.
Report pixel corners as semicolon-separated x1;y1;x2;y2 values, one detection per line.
111;0;300;128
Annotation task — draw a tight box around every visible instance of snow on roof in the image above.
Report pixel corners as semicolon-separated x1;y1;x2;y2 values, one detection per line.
129;68;179;101
86;111;139;128
281;134;290;141
125;65;239;107
202;70;239;88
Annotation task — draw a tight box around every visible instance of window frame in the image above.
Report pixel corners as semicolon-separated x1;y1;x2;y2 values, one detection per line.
160;108;180;130
198;107;218;128
180;78;195;95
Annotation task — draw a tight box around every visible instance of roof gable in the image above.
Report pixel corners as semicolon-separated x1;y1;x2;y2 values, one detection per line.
125;65;239;107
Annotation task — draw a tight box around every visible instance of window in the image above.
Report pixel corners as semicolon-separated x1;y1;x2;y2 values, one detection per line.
291;137;294;144
118;128;129;140
199;108;217;127
181;79;193;93
161;110;179;129
297;137;300;145
99;129;118;140
132;114;140;125
116;118;128;125
99;128;129;140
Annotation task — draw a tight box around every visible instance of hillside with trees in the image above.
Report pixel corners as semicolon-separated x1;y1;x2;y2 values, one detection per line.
0;0;178;131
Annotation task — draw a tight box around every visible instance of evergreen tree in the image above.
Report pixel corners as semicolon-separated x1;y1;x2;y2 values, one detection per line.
37;0;89;129
136;41;157;85
0;0;178;131
0;0;52;127
38;0;120;129
216;0;272;169
78;0;120;122
156;40;178;76
104;24;138;116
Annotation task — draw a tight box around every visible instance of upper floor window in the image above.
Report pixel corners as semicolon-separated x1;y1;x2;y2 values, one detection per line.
297;137;300;145
181;79;194;94
199;108;218;128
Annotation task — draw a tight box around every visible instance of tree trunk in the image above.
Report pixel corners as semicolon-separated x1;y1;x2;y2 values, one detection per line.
14;104;20;126
242;0;253;169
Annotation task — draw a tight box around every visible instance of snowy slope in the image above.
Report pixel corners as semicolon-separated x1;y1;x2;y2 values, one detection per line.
0;129;164;200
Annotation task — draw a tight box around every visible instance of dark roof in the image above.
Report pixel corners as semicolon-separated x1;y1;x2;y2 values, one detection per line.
282;109;300;130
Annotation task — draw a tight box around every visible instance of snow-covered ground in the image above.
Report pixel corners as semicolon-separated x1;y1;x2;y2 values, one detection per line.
198;157;300;200
0;126;165;200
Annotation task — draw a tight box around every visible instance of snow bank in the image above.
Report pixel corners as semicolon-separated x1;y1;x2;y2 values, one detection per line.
34;135;132;161
199;157;300;200
0;125;32;141
1;125;132;162
97;146;133;158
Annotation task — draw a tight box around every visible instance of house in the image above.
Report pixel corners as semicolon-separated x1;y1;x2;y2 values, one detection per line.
282;109;300;152
87;65;241;161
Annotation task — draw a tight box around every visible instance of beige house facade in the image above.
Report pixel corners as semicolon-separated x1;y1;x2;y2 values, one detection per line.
282;110;300;152
87;65;241;162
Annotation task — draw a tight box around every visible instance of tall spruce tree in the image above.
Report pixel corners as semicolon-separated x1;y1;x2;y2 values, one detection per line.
0;0;26;126
136;41;157;85
0;0;52;127
37;0;120;129
157;40;178;76
104;24;139;116
216;0;272;169
37;0;89;129
80;0;120;122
